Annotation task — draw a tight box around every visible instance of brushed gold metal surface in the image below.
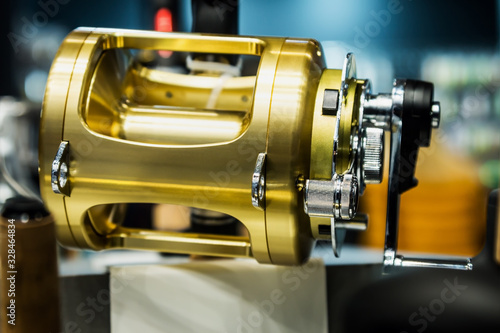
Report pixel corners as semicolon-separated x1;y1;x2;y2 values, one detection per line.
39;29;93;246
40;28;361;265
264;39;324;264
86;49;256;145
108;227;252;258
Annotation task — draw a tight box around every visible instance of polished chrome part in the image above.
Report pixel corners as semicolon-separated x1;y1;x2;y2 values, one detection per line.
336;213;368;231
362;94;393;131
304;179;335;217
383;80;405;268
251;152;267;210
333;53;357;170
357;80;371;133
51;141;70;196
340;53;356;97
391;79;405;116
362;93;392;130
392;256;473;270
305;173;358;220
431;102;441;128
336;174;358;220
330;217;346;258
383;249;397;267
329;180;362;257
58;163;68;188
362;127;384;184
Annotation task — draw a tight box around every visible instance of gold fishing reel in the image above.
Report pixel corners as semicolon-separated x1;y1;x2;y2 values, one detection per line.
40;28;468;269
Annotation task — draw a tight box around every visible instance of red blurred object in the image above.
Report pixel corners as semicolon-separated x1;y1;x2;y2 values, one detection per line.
154;8;173;58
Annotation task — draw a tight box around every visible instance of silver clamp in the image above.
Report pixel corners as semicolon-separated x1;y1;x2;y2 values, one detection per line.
52;141;70;196
251;153;266;210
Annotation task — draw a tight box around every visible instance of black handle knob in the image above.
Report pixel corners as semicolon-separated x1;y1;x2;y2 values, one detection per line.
399;79;435;193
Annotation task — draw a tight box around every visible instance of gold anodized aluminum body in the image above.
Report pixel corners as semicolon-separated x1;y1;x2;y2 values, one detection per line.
39;28;357;265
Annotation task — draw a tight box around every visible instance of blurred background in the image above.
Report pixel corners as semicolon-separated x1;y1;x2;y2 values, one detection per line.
0;0;498;271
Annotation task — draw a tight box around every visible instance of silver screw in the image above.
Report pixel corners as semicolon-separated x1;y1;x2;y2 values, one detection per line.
431;102;440;128
58;162;68;188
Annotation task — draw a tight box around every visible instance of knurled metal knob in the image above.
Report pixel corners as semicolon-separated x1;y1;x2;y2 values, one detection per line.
304;173;359;220
362;127;384;184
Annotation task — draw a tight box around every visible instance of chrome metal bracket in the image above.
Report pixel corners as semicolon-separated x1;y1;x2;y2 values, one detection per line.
251;153;266;210
51;141;70;196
